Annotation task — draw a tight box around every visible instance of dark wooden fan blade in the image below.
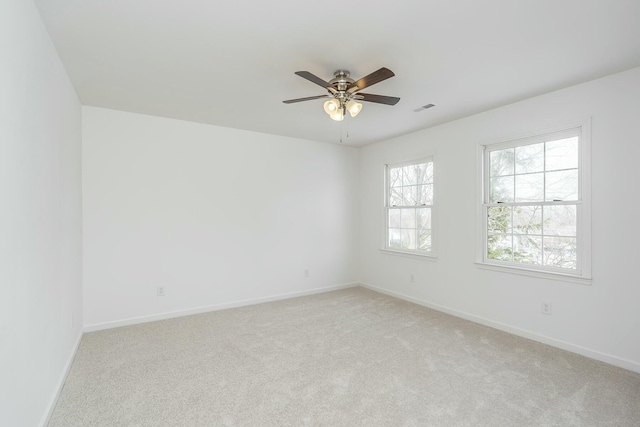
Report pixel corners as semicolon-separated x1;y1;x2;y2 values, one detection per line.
358;93;400;105
295;71;331;88
282;95;330;104
348;67;395;93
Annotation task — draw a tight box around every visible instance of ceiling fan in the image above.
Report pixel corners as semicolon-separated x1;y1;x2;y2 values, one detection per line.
283;67;400;121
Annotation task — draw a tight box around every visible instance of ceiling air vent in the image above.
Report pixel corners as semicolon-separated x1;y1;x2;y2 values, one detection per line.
413;103;435;112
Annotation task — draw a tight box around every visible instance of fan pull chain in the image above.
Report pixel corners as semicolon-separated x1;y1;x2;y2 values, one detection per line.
338;119;350;144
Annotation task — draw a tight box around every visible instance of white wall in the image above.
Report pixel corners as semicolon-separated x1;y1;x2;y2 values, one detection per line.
359;67;640;372
0;1;83;426
82;107;359;328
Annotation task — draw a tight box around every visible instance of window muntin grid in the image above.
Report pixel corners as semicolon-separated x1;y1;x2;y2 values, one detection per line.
484;131;582;272
386;160;434;254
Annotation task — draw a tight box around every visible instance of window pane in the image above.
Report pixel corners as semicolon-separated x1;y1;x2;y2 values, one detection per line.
490;176;514;203
417;208;431;229
515;173;544;202
545;169;578;201
514;235;542;265
490;148;514;177
417;162;433;184
543;237;577;269
516;143;544;174
401;208;416;229
387;159;435;254
484;131;583;273
401;229;416;250
389;187;403;206
488;234;513;261
513;205;542;235
544;205;577;237
389;167;402;187
389;228;402;248
417;184;433;205
546;137;578;171
402;186;418;205
418;229;432;251
488;206;511;233
403;165;418;186
388;208;401;228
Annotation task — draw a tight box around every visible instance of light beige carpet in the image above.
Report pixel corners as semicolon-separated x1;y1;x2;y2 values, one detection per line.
49;287;640;426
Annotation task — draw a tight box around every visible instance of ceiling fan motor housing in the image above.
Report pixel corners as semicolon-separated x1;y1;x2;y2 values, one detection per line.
328;70;359;105
329;70;354;92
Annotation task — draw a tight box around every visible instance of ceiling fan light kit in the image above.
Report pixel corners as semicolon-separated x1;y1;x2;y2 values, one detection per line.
322;98;362;121
323;98;340;114
283;68;400;121
346;99;362;117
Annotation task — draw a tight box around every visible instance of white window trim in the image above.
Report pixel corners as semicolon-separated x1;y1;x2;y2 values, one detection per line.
379;248;438;261
475;118;592;284
381;156;437;259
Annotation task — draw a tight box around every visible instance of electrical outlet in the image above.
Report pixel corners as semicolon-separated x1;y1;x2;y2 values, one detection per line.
409;273;415;283
304;269;309;278
157;286;165;297
541;302;552;315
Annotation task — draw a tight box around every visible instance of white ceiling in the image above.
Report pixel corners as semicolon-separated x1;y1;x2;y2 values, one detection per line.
34;0;640;146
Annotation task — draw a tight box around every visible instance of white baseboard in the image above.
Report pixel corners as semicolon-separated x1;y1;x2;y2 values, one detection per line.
39;329;83;427
359;282;640;374
84;282;359;333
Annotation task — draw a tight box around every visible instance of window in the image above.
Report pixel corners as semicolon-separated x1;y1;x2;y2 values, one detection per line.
479;123;591;279
384;158;435;256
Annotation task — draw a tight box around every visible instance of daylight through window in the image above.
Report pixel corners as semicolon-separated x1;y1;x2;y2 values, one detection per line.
482;128;587;274
385;158;434;255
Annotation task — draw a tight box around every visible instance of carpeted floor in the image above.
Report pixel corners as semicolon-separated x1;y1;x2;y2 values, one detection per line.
49;287;640;426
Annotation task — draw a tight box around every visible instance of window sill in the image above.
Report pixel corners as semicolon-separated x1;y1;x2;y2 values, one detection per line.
474;262;592;285
379;248;437;261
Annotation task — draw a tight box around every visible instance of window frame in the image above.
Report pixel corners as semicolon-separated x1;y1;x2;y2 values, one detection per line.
476;119;592;283
381;156;437;259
